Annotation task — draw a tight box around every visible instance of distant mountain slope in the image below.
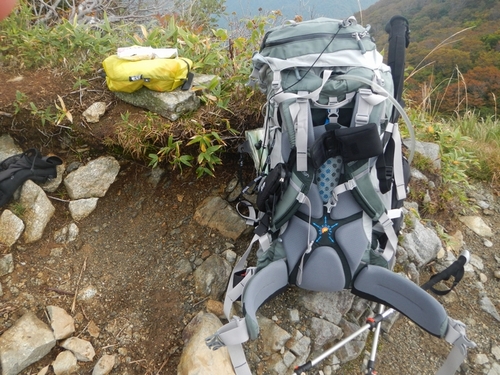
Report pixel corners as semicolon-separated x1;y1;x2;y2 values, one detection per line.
360;0;500;113
221;0;379;24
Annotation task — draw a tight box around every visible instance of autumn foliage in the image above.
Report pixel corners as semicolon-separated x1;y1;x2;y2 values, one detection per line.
361;0;500;115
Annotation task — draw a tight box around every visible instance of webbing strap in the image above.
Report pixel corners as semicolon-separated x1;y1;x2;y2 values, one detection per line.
436;318;476;375
353;88;387;127
272;70;334;171
236;200;259;226
223;268;256;319
296;94;310;171
227;344;252;375
377;212;398;267
392;123;407;200
289;177;314;287
332;177;397;266
205;317;252;375
223;234;269;319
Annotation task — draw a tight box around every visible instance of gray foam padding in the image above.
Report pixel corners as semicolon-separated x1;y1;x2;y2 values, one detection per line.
282;216;315;271
299;245;346;292
242;258;289;340
352;265;448;337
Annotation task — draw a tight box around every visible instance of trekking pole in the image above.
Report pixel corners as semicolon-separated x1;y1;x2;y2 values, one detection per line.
292;250;471;374
385;15;410;123
365;304;386;375
293;307;396;375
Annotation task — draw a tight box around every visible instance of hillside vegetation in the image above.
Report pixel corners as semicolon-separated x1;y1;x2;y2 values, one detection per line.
361;0;500;116
0;0;499;201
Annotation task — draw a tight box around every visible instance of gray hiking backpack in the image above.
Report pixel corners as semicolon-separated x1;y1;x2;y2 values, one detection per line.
206;16;475;375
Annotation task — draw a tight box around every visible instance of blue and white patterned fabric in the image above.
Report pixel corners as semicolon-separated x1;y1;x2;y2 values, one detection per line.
316;155;343;202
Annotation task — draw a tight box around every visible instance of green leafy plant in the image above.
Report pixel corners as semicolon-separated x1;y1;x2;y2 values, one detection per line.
13;91;27;115
29;102;56;128
149;135;193;172
187;131;225;177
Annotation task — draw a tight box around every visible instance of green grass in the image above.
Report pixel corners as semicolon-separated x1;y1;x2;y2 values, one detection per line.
2;2;499;184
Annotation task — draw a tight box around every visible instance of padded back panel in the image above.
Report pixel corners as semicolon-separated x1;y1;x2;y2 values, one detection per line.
299;246;346;292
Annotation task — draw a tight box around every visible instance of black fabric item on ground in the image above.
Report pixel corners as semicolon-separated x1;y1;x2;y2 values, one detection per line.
0;149;63;207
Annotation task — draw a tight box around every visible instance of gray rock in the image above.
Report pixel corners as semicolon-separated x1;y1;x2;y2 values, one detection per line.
286;333;311;368
0;209;24;247
258;316;292;356
492;345;500;361
336;319;368;363
480;295;500;322
52;350;79;375
459;216;493;237
470;254;484;270
299;289;354;324
68;198;99;221
60;337;96;362
174;258;193;279
115;74;216;121
64;156;120;199
401;214;442;267
266;352;293;373
46;305;75;340
193;254;231;300
83;102;107;123
0;311;56;375
289;309;300;323
222;249;237;265
0;253;14;277
178;312;235;375
92;354;116;375
410;168;428;181
193;196;248;240
310;317;343;350
405;140;441;169
39;163;65;193
488;362;500;375
147;167;166;186
53;223;80;243
19;180;55;243
0;134;23;162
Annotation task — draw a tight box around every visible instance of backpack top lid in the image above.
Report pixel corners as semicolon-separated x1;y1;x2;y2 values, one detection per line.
254;17;383;73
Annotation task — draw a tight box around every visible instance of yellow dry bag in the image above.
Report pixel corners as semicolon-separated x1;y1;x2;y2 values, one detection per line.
102;55;193;93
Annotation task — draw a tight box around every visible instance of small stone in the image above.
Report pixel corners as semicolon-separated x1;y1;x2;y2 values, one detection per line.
484;239;493;248
87;321;100;338
82;102;106;123
206;300;224;318
52;351;78;375
92;354;116;375
458;216;493;237
470;254;484;270
436;247;446;259
494;270;500;279
0;253;14;277
491;345;500;361
289;309;300;323
46;306;75;340
474;353;489;365
479;273;487;283
60;337;95;362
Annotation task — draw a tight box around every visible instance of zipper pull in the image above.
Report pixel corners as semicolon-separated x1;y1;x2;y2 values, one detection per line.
354;32;366;54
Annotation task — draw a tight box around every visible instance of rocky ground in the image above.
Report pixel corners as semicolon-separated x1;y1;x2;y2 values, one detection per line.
0;69;499;375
